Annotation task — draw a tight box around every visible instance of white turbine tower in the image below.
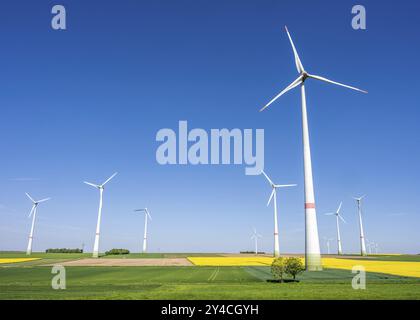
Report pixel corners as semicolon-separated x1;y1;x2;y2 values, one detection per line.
323;237;334;255
261;170;296;257
325;201;346;255
25;193;50;255
84;172;117;258
259;26;367;270
251;228;262;255
353;195;367;256
134;208;152;253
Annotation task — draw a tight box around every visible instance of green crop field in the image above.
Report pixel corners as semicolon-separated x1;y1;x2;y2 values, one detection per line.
0;252;419;300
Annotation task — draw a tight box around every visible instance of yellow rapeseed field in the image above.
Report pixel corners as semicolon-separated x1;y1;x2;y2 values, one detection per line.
187;256;420;278
0;258;41;264
322;258;420;278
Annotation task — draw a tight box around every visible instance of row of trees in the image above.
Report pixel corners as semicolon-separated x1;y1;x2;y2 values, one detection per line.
240;251;266;254
46;248;83;253
271;257;305;282
105;249;130;255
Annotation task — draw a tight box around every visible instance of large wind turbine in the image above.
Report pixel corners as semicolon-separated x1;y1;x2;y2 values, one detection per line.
84;172;117;258
251;228;262;255
325;201;346;255
353;195;367;256
259;26;367;270
25;193;50;255
134;208;152;253
261;170;296;257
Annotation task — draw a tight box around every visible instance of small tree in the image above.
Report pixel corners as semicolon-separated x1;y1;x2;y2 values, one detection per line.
284;257;305;280
271;257;286;282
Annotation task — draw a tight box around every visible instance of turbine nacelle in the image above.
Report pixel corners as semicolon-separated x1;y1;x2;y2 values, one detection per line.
134;208;152;220
84;172;118;190
259;26;367;112
325;201;346;223
261;171;296;206
25;193;50;218
353;195;366;203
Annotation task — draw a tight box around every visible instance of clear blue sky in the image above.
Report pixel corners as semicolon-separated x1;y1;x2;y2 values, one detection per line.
0;0;419;254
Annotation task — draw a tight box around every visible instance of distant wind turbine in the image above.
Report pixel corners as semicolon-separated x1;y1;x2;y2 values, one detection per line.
261;170;296;257
84;172;117;258
366;239;374;254
251;228;262;254
25;193;50;255
353;195;367;256
259;26;367;270
323;237;334;255
134;208;152;253
325;201;346;255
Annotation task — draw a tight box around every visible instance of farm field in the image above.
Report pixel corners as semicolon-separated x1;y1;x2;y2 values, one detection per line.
0;252;419;300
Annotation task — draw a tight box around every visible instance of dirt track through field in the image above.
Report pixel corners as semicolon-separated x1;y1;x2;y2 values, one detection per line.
53;258;193;267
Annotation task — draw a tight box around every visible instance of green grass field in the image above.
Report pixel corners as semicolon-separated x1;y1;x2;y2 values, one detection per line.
1;252;419;300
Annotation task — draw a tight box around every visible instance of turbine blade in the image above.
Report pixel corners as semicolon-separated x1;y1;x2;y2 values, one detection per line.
324;212;335;216
28;205;35;218
134;209;146;212
308;74;368;93
146;209;152;221
261;170;274;186
285;26;304;73
267;189;275;206
259;75;303;112
37;198;51;203
338;214;347;224
336;201;343;214
84;181;99;188
25;193;35;203
102;172;118;186
274;184;297;188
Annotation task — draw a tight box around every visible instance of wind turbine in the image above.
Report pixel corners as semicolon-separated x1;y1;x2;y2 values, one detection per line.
251;228;262;255
261;170;296;257
366;239;372;254
259;26;367;270
323;237;334;255
84;172;117;258
134;208;152;253
325;201;346;255
353;195;367;256
25;193;50;255
366;239;377;255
